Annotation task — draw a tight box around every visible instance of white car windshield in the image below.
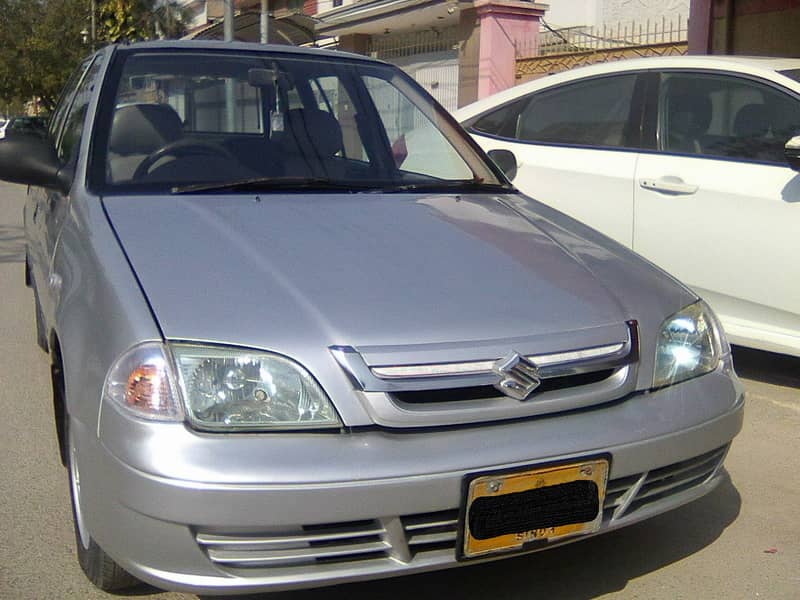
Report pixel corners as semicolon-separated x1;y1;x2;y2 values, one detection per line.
97;49;504;193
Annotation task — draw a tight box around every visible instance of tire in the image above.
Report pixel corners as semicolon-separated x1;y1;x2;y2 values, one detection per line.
66;416;140;592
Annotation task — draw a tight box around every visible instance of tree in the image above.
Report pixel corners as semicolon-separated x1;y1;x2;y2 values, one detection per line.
0;0;88;113
97;0;188;43
0;0;188;114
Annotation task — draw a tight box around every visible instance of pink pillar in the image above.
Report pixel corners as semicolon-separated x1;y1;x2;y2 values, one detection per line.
475;0;546;99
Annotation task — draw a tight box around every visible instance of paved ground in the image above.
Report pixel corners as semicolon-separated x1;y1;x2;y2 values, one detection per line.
0;181;798;599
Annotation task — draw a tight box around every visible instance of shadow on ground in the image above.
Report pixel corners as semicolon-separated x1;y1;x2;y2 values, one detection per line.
732;345;800;389
183;476;740;600
0;224;24;263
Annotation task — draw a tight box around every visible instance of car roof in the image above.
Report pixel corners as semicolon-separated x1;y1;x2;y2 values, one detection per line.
109;39;381;65
454;55;800;121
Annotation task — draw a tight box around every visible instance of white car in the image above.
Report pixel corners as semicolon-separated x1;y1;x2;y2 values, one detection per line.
455;56;800;358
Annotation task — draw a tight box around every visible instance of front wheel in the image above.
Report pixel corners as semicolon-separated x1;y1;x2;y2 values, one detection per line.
66;417;140;591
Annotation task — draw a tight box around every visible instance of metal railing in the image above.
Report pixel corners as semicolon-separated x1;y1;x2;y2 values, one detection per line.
518;15;688;58
366;27;460;60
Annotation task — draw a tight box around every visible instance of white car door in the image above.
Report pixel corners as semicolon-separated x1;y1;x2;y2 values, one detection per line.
466;73;647;246
633;70;800;355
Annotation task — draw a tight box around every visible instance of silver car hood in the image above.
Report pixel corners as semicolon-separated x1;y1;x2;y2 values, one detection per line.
103;192;696;425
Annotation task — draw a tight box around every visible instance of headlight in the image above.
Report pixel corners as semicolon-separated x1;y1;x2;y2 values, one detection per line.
171;344;341;431
653;301;729;388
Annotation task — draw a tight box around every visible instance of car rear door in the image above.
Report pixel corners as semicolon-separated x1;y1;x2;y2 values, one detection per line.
466;73;650;246
633;70;800;354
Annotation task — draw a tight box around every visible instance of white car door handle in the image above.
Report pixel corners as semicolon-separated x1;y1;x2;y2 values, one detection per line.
639;177;698;195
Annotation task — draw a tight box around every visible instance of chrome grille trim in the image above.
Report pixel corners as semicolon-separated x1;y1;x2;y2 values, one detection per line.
371;343;626;379
329;321;639;395
402;510;459;554
611;445;729;521
197;520;390;568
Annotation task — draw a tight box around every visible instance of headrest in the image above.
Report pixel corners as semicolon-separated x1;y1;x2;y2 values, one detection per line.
285;109;343;158
109;104;183;155
733;103;770;138
667;85;712;136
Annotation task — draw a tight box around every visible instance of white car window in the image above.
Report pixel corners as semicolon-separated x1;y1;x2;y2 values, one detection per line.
515;74;638;147
659;72;800;163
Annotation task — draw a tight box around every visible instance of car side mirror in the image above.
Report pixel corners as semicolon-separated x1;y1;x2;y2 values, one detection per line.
0;131;67;192
487;149;518;181
786;135;800;172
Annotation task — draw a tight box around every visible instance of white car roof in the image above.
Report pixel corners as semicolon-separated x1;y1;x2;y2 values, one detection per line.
453;55;800;122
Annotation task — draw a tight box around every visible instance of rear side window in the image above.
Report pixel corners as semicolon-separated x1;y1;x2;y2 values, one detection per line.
659;72;800;164
515;74;638;147
470;97;528;138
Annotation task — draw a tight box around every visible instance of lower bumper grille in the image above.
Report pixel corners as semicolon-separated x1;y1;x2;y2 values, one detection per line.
196;445;728;571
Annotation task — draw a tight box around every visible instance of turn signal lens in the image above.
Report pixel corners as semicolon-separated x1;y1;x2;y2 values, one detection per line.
104;343;182;421
125;364;173;413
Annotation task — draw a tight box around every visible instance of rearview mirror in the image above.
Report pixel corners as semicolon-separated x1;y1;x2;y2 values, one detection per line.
786;135;800;172
0;132;67;192
487;149;517;181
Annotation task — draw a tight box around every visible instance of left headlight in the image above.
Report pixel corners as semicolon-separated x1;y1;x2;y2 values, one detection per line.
171;344;341;431
653;300;729;388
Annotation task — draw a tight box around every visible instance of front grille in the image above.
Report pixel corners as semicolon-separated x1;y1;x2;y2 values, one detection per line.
195;445;728;571
196;520;390;569
401;510;459;555
392;370;616;404
624;445;728;516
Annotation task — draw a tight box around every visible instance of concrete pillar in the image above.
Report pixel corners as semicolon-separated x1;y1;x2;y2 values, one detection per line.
688;0;713;54
473;1;546;100
337;33;371;55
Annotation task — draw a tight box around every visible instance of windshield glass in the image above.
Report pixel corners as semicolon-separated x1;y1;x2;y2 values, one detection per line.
97;49;503;193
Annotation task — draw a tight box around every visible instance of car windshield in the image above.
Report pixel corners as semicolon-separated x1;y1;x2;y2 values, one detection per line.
97;49;504;193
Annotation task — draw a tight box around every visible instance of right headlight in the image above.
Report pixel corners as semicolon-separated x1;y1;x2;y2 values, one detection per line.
104;342;341;431
172;344;341;432
653;300;729;388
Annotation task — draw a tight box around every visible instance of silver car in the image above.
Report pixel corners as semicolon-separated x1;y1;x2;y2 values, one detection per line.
0;41;743;595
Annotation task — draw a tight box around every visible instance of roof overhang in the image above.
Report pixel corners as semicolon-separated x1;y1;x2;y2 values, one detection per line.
316;0;461;37
185;11;318;45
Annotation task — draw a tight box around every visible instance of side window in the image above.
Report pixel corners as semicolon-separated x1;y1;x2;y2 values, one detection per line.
470;97;529;138
515;74;638;147
48;59;92;143
659;72;800;163
57;58;103;166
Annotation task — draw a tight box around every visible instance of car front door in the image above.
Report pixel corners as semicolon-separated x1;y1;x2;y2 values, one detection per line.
27;56;102;330
467;73;649;246
633;70;800;355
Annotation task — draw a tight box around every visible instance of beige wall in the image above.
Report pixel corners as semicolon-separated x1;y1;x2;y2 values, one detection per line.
715;7;800;56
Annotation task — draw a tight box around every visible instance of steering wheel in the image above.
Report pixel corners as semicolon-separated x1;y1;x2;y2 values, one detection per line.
133;138;237;180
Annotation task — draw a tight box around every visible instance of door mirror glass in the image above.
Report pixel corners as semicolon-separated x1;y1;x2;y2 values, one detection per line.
785;135;800;171
487;148;518;181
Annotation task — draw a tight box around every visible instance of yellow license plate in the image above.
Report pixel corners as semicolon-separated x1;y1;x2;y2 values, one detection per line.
461;458;609;559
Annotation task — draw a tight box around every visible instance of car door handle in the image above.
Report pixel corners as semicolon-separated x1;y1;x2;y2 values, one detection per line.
639;177;698;195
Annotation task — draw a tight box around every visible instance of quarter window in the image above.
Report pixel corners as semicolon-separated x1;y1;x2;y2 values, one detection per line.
470;97;528;138
659;72;800;163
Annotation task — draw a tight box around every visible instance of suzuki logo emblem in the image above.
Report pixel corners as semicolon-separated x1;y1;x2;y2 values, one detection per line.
492;352;542;400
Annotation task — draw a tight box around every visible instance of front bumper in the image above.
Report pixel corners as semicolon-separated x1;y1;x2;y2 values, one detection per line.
79;369;744;595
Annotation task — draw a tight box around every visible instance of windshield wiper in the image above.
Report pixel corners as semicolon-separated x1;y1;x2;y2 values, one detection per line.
171;177;385;195
385;178;515;193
